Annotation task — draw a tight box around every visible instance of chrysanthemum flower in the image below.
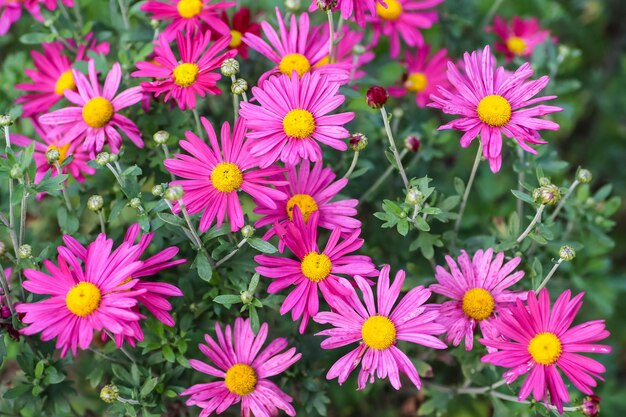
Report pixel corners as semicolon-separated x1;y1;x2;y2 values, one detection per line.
240;72;354;167
481;289;611;413
308;0;385;27
254;161;360;251
211;7;260;59
389;45;450;107
255;209;376;333
429;45;563;173
242;8;350;84
164;117;287;232
132;31;236;111
16;235;146;357
368;0;443;58
140;0;233;41
490;16;551;61
430;249;527;351
182;318;301;417
315;266;447;389
313;25;375;81
0;1;22;35
39;60;143;156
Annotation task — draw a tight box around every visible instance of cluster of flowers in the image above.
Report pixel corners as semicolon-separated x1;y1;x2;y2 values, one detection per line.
2;0;609;416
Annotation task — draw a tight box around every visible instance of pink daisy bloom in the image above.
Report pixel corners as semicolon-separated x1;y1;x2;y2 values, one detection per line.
38;60;143;156
481;289;611;414
429;45;563;173
211;7;261;59
490;16;552;61
132;31;236;111
164;117;287;232
140;0;233;41
308;0;385;27
181;318;301;417
253;161;360;251
242;8;351;84
0;1;24;36
430;249;527;351
389;45;450;107
368;0;443;58
16;235;146;357
255;208;376;333
240;72;354;167
314;266;447;389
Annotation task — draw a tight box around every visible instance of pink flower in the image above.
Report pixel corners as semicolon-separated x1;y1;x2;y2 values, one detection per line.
430;249;527;351
254;161;360;251
314;266;447;389
140;0;233;41
39;60;143;156
368;0;443;58
481;289;611;414
242;8;350;84
16;235;146;357
132;31;236;111
1;1;24;36
490;16;551;61
181;318;301;417
211;7;261;59
255;209;376;333
308;0;384;27
429;45;563;173
389;45;450;107
164;117;287;232
240;72;354;167
314;25;375;82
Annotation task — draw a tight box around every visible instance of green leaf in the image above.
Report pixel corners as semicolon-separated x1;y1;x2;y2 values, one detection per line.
511;189;535;205
34;360;45;379
139;377;159;398
162;345;175;362
454;177;465;195
413;216;430;232
19;33;50;44
248;238;277;254
195;251;213;282
249;306;260;332
157;212;186;228
397;219;409;236
213;294;241;305
122;165;142;176
248;273;260;292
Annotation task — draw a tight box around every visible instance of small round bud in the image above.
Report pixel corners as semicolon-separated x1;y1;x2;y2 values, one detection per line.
129;198;142;209
404;135;421;153
577;168;592;184
151;184;164;197
231;78;248;95
0;306;10;319
240;290;254;305
349;133;368;152
558;245;576;262
95;152;110;166
316;0;337;11
87;195;104;212
100;384;119;403
164;185;184;201
46;148;60;165
405;188;424;206
9;165;21;180
581;395;600;417
538;177;551;187
366;86;388;109
150;19;159;29
221;58;240;77
285;0;300;11
0;114;14;127
392;107;404;119
0;241;5;256
532;188;542;204
241;225;255;239
108;153;118;163
539;184;561;205
153;130;170;145
353;44;366;55
18;244;32;259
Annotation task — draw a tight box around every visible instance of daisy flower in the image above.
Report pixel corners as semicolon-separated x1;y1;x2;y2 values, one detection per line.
308;0;385;27
182;318;301;417
39;60;143;156
240;72;354;167
164;117;287;232
0;1;22;35
132;31;236;111
481;289;611;413
368;0;443;58
389;45;450;107
212;7;261;59
242;8;350;84
140;0;233;41
314;266;447;389
255;208;376;333
16;235;146;357
254;161;360;251
490;16;552;61
430;249;527;351
429;45;563;173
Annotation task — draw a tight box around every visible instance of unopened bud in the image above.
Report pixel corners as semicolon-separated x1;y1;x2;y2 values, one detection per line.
100;384;119;403
558;245;576;261
108;153;118;163
221;58;240;77
9;165;21;179
240;290;254;305
231;78;248;95
316;0;337;11
129;198;142;209
405;188;424;206
366;86;388;109
353;44;366;55
0;114;13;127
18;244;32;259
404;135;421;152
87;195;104;212
153;130;170;145
349;133;368;151
150;19;159;29
0;306;10;319
152;184;164;197
164;185;184;201
241;225;255;239
538;177;551;187
576;168;592;184
95;152;110;166
539;184;561;205
285;0;300;11
46;148;60;165
581;395;600;417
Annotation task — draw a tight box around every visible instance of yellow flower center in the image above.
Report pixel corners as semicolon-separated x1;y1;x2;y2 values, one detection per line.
210;162;243;193
477;95;512;127
376;0;403;20
224;364;257;396
528;332;562;365
283;109;315;139
279;53;311;77
301;252;332;282
361;315;396;350
47;143;71;165
65;282;101;317
230;30;243;48
286;194;318;222
405;72;428;93
82;97;114;128
173;63;200;88
506;36;527;55
54;70;75;96
177;0;203;19
314;56;329;68
461;288;495;321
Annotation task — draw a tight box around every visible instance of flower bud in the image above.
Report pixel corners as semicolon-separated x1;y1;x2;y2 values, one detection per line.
581;395;600;417
538;177;551;187
316;0;337;11
404;135;421;153
285;0;300;11
153;130;170;145
558;245;576;262
95;152;110;166
150;19;159;29
353;44;366;55
46;148;60;165
87;195;104;212
0;114;13;127
9;165;21;179
108;153;119;163
577;168;592;184
240;290;254;305
241;225;255;239
18;244;32;259
538;184;561;205
0;306;10;319
392;107;404;119
221;58;240;77
366;86;388;109
231;78;248;95
100;384;119;403
129;198;142;209
164;185;184;201
152;184;164;197
405;187;424;206
349;133;368;152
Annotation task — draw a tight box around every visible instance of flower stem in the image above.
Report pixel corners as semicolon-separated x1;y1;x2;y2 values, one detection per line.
117;0;130;30
192;108;204;139
360;148;408;201
216;238;247;268
516;204;545;244
342;152;360;179
106;163;125;189
489;391;580;412
7;179;19;259
0;267;15;317
455;379;507;394
98;210;106;234
516;147;525;221
160;144;176;181
380;106;410;191
454;141;483;234
549;180;579;221
326;10;335;63
104;330;135;363
178;200;204;250
480;0;504;28
18;189;28;248
3;125;10;151
536;258;563;291
55;163;72;210
71;0;84;28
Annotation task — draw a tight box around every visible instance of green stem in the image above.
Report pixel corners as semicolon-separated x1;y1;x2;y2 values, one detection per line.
161;144;176;181
489;391;580;412
342;151;359;179
106;163;125;189
216;238;247;268
117;0;130;30
3;125;10;149
55;163;72;210
536;258;563;291
178;200;204;250
98;210;106;234
18;188;27;248
454;141;483;234
480;0;504;28
516;147;525;221
327;10;335;63
71;0;84;28
549;180;579;221
0;267;15;317
360;148;408;201
105;330;135;363
193;108;204;139
516;204;545;244
7;179;19;259
380;106;409;191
